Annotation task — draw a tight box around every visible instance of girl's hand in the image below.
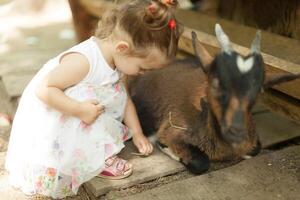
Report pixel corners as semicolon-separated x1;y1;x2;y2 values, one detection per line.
77;99;105;124
132;133;153;156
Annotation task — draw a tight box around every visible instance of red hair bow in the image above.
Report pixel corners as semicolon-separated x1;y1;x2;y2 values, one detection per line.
168;19;176;30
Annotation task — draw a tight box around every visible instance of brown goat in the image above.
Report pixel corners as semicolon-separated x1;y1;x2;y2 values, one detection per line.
129;24;300;174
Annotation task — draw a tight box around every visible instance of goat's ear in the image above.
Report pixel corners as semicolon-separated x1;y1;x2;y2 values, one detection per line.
215;24;233;55
263;73;300;89
251;30;261;54
191;31;213;73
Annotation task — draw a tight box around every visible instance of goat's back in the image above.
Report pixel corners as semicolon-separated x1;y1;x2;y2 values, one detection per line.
129;58;207;135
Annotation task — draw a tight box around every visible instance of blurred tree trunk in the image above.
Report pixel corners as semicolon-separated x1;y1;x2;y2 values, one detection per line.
68;0;98;42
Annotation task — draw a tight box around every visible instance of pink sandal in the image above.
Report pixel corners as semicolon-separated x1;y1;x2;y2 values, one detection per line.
98;155;133;180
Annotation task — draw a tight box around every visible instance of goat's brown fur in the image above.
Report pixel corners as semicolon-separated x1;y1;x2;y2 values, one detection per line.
130;61;258;168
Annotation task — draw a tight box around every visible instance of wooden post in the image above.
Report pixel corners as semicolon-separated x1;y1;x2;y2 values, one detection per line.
68;0;98;42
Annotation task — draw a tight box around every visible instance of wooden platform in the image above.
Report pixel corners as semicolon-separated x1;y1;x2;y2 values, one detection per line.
122;145;300;200
254;110;300;148
84;142;185;198
84;108;300;199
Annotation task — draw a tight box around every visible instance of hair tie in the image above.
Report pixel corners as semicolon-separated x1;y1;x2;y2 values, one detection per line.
162;0;177;6
168;19;176;30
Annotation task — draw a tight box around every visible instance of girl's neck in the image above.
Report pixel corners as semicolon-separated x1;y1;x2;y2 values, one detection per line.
93;37;116;70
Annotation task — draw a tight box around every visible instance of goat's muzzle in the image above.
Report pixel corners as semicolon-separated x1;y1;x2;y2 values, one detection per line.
221;125;247;144
222;109;247;143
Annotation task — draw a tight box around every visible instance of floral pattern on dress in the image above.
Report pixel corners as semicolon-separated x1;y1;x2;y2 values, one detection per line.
5;38;134;199
7;80;131;199
79;121;92;133
35;168;57;194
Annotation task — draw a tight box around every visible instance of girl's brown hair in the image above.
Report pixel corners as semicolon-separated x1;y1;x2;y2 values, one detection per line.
95;0;183;57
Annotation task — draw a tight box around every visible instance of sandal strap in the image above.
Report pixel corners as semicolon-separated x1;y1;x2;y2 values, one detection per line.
115;158;127;172
105;155;117;167
102;156;131;176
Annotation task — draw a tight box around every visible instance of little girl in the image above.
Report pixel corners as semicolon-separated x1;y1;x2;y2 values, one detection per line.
5;0;183;198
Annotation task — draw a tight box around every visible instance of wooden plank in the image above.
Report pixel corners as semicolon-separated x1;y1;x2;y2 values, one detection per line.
122;145;300;200
79;0;115;17
69;0;98;42
83;185;98;200
251;103;268;114
254;110;300;148
78;0;129;18
176;9;300;65
84;141;185;197
259;89;300;123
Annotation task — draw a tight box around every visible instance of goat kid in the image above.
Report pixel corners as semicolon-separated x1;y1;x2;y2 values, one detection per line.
129;24;300;174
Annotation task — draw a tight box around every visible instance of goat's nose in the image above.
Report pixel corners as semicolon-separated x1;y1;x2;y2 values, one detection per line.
229;126;246;137
232;110;245;129
228;124;247;143
230;126;243;133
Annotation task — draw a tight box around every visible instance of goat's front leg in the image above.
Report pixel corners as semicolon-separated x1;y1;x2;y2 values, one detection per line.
156;120;210;174
245;140;262;158
244;123;261;158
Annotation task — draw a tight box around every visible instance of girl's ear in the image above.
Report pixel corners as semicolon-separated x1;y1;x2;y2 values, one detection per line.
115;41;130;54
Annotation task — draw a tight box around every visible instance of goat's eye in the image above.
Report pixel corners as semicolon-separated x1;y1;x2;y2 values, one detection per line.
210;79;220;96
219;92;228;103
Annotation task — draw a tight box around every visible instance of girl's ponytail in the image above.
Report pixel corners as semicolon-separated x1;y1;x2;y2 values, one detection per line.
95;8;120;39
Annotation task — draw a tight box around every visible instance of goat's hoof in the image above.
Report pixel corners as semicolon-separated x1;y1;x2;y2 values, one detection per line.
184;146;210;174
242;155;253;159
247;140;262;157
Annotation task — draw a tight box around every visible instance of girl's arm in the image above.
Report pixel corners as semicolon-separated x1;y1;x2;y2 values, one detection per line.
36;53;104;124
123;77;153;155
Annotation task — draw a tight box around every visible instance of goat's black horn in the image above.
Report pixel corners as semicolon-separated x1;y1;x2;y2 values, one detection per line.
251;30;261;54
215;23;232;55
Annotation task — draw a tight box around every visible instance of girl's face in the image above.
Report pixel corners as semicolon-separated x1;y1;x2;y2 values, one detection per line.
113;47;171;76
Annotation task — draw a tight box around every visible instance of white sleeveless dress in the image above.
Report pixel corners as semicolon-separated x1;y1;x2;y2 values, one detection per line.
5;37;132;199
